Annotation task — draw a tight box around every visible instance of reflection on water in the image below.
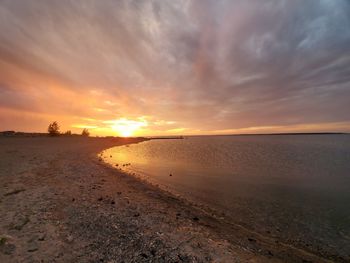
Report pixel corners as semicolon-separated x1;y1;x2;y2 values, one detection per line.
102;135;350;259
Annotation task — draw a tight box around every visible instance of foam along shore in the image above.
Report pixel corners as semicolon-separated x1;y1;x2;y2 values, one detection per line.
0;137;334;262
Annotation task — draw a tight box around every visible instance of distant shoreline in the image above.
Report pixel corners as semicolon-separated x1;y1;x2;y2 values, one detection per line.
0;130;347;138
185;132;348;137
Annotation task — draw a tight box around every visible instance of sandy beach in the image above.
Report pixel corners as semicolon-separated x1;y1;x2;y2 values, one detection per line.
0;137;334;263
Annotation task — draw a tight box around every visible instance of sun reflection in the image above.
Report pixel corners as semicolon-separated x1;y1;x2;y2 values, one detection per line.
108;118;147;137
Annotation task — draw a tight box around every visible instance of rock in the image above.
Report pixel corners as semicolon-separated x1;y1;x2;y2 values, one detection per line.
67;235;74;243
98;197;103;201
111;200;115;205
192;217;199;221
4;188;25;196
38;233;46;241
10;215;30;230
248;238;256;243
169;174;172;176
27;242;38;252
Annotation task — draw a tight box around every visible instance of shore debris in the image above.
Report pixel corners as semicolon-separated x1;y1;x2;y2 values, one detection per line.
4;188;26;196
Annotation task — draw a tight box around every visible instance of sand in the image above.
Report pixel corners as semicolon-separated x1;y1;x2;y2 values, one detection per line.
0;137;333;262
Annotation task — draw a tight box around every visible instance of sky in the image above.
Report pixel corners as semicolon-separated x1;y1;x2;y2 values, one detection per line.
0;0;350;136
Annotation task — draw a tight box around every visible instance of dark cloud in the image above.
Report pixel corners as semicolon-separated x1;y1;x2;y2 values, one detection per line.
0;0;349;133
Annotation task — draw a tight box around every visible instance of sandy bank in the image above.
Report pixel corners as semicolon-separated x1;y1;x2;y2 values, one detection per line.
0;137;333;262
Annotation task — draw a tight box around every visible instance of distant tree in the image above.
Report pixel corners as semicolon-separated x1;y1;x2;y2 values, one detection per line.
48;121;60;136
81;128;90;137
65;130;72;135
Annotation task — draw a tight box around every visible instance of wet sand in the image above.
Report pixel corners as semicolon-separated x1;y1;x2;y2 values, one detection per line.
0;137;334;262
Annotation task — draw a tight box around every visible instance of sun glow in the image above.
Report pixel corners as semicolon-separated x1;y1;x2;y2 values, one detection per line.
107;118;147;137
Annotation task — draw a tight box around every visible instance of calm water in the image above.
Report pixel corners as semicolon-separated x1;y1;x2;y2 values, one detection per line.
103;135;350;258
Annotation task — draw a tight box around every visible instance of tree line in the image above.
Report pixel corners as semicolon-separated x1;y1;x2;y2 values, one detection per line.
48;121;90;137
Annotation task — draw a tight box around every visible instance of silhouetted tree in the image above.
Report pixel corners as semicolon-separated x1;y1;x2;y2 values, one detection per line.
81;128;90;137
48;121;60;136
65;130;72;135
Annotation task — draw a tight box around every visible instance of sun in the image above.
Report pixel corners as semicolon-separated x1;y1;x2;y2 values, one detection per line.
117;125;136;137
110;118;147;137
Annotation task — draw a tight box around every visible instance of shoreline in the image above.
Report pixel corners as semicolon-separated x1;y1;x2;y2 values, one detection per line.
0;137;336;262
100;144;341;263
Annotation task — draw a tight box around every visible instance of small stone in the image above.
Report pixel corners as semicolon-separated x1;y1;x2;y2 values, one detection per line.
248;238;256;242
27;242;38;252
67;235;74;243
38;233;46;241
192;217;199;221
4;188;25;196
111;200;115;205
11;215;30;230
97;197;103;201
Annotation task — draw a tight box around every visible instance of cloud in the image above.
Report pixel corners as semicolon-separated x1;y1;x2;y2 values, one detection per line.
0;0;349;134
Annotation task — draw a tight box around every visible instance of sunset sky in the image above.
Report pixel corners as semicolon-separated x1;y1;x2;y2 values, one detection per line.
0;0;350;136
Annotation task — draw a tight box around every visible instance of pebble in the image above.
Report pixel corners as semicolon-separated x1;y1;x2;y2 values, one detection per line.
27;242;39;252
11;215;30;230
38;233;46;241
67;235;74;243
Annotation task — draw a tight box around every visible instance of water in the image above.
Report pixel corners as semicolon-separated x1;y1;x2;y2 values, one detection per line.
102;135;350;258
